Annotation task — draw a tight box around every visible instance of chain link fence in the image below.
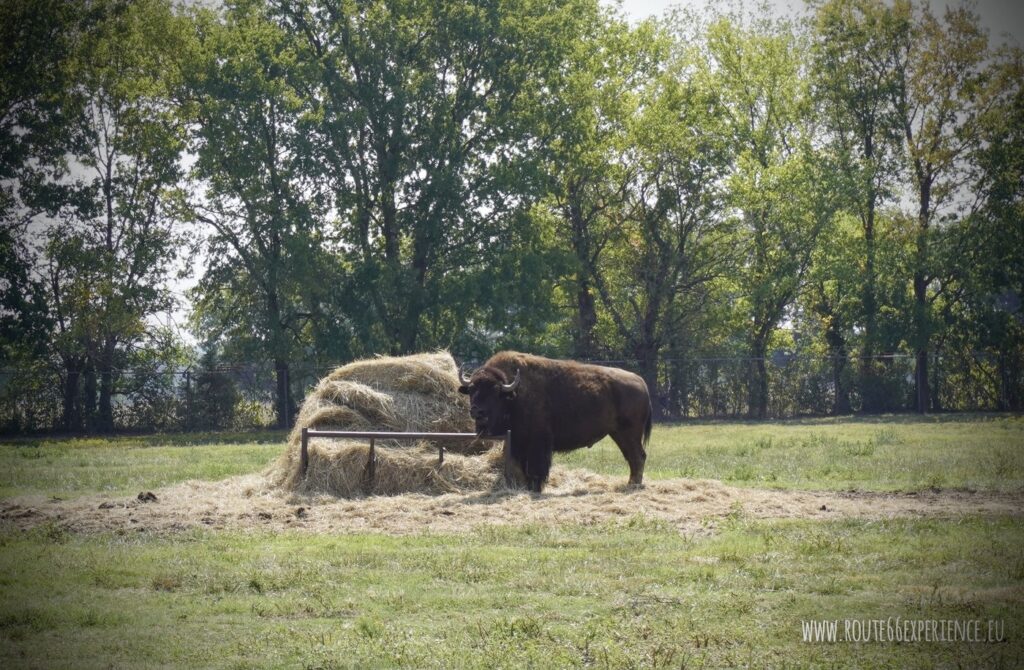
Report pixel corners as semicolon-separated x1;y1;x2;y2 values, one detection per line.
0;352;1018;436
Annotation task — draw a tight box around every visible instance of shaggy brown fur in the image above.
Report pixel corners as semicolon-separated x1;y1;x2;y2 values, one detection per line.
460;351;652;492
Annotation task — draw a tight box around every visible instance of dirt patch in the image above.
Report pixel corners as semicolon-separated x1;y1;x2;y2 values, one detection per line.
2;469;1021;537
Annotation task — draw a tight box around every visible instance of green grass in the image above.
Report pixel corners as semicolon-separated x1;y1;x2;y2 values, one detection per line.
0;435;283;499
1;417;1022;668
0;517;1020;669
564;413;1024;492
1;415;1021;499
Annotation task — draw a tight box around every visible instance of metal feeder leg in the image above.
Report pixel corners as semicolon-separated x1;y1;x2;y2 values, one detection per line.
365;438;376;494
300;428;309;478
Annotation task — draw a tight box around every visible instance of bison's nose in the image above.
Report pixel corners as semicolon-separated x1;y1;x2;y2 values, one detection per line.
471;407;487;420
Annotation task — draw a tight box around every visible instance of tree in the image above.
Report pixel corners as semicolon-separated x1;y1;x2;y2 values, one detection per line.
185;348;241;431
585;25;736;416
809;0;910;412
67;0;186;432
0;0;91;220
275;0;598;354
9;0;189;432
803;213;862;414
710;15;836;419
183;0;328;428
0;0;88;427
889;3;998;412
937;45;1024;410
529;10;656;359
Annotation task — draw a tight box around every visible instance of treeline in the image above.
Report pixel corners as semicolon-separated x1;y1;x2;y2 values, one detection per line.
2;0;1021;433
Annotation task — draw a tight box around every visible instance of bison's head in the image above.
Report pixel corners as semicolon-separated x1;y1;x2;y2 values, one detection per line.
458;366;520;437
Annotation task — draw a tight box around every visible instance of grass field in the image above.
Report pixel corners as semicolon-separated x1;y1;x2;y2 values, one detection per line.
1;415;1022;668
4;415;1022;499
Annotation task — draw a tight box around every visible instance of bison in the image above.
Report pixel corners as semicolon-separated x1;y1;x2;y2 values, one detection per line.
459;351;652;492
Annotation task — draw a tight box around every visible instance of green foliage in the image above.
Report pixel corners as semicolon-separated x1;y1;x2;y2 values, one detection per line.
184;350;241;432
3;0;192;432
266;0;604;355
3;0;1022;431
707;13;838;417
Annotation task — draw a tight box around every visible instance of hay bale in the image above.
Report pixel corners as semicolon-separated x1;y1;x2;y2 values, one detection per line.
267;351;502;495
324;351;459;396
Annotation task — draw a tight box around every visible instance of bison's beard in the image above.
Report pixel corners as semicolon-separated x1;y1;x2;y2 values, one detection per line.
474;417;509;438
475;423;503;438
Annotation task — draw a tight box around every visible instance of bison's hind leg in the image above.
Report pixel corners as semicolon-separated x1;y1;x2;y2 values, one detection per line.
610;428;647;488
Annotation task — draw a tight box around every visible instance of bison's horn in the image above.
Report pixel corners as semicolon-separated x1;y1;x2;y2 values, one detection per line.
500;369;521;393
459;366;473;386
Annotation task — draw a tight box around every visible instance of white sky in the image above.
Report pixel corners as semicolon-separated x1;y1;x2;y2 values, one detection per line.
610;0;1022;45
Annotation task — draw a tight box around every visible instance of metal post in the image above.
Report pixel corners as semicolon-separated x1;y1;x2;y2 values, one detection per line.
365;438;376;493
502;429;512;486
438;446;445;466
300;427;309;478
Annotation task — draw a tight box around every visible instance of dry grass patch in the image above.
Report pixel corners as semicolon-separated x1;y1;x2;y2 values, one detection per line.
4;469;1022;538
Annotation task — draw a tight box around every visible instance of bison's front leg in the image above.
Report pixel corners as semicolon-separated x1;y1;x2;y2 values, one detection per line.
502;441;526;488
508;430;553;493
525;452;552;492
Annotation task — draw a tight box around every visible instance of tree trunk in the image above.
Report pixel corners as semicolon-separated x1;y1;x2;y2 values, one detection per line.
265;287;294;429
83;361;97;434
825;327;851;415
574;279;597;360
62;360;82;433
634;342;661;421
859;128;881;414
399;232;432;354
748;337;769;420
912;259;929;414
567;191;599;361
860;197;880;413
998;351;1022;411
914;346;929;414
274;359;292;429
98;339;116;432
913;182;931;414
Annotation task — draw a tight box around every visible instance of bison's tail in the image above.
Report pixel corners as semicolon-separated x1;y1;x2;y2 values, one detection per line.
643;398;653;448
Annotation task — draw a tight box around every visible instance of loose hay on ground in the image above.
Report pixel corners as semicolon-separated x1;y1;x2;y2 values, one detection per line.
266;351;497;496
6;473;1023;537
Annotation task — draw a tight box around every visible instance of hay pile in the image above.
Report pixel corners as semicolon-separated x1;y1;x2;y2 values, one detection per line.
267;351;505;497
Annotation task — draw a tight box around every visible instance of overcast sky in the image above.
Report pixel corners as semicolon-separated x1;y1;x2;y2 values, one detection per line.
610;0;1022;45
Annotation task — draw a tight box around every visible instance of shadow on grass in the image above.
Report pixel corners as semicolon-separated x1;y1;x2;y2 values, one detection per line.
1;429;289;449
